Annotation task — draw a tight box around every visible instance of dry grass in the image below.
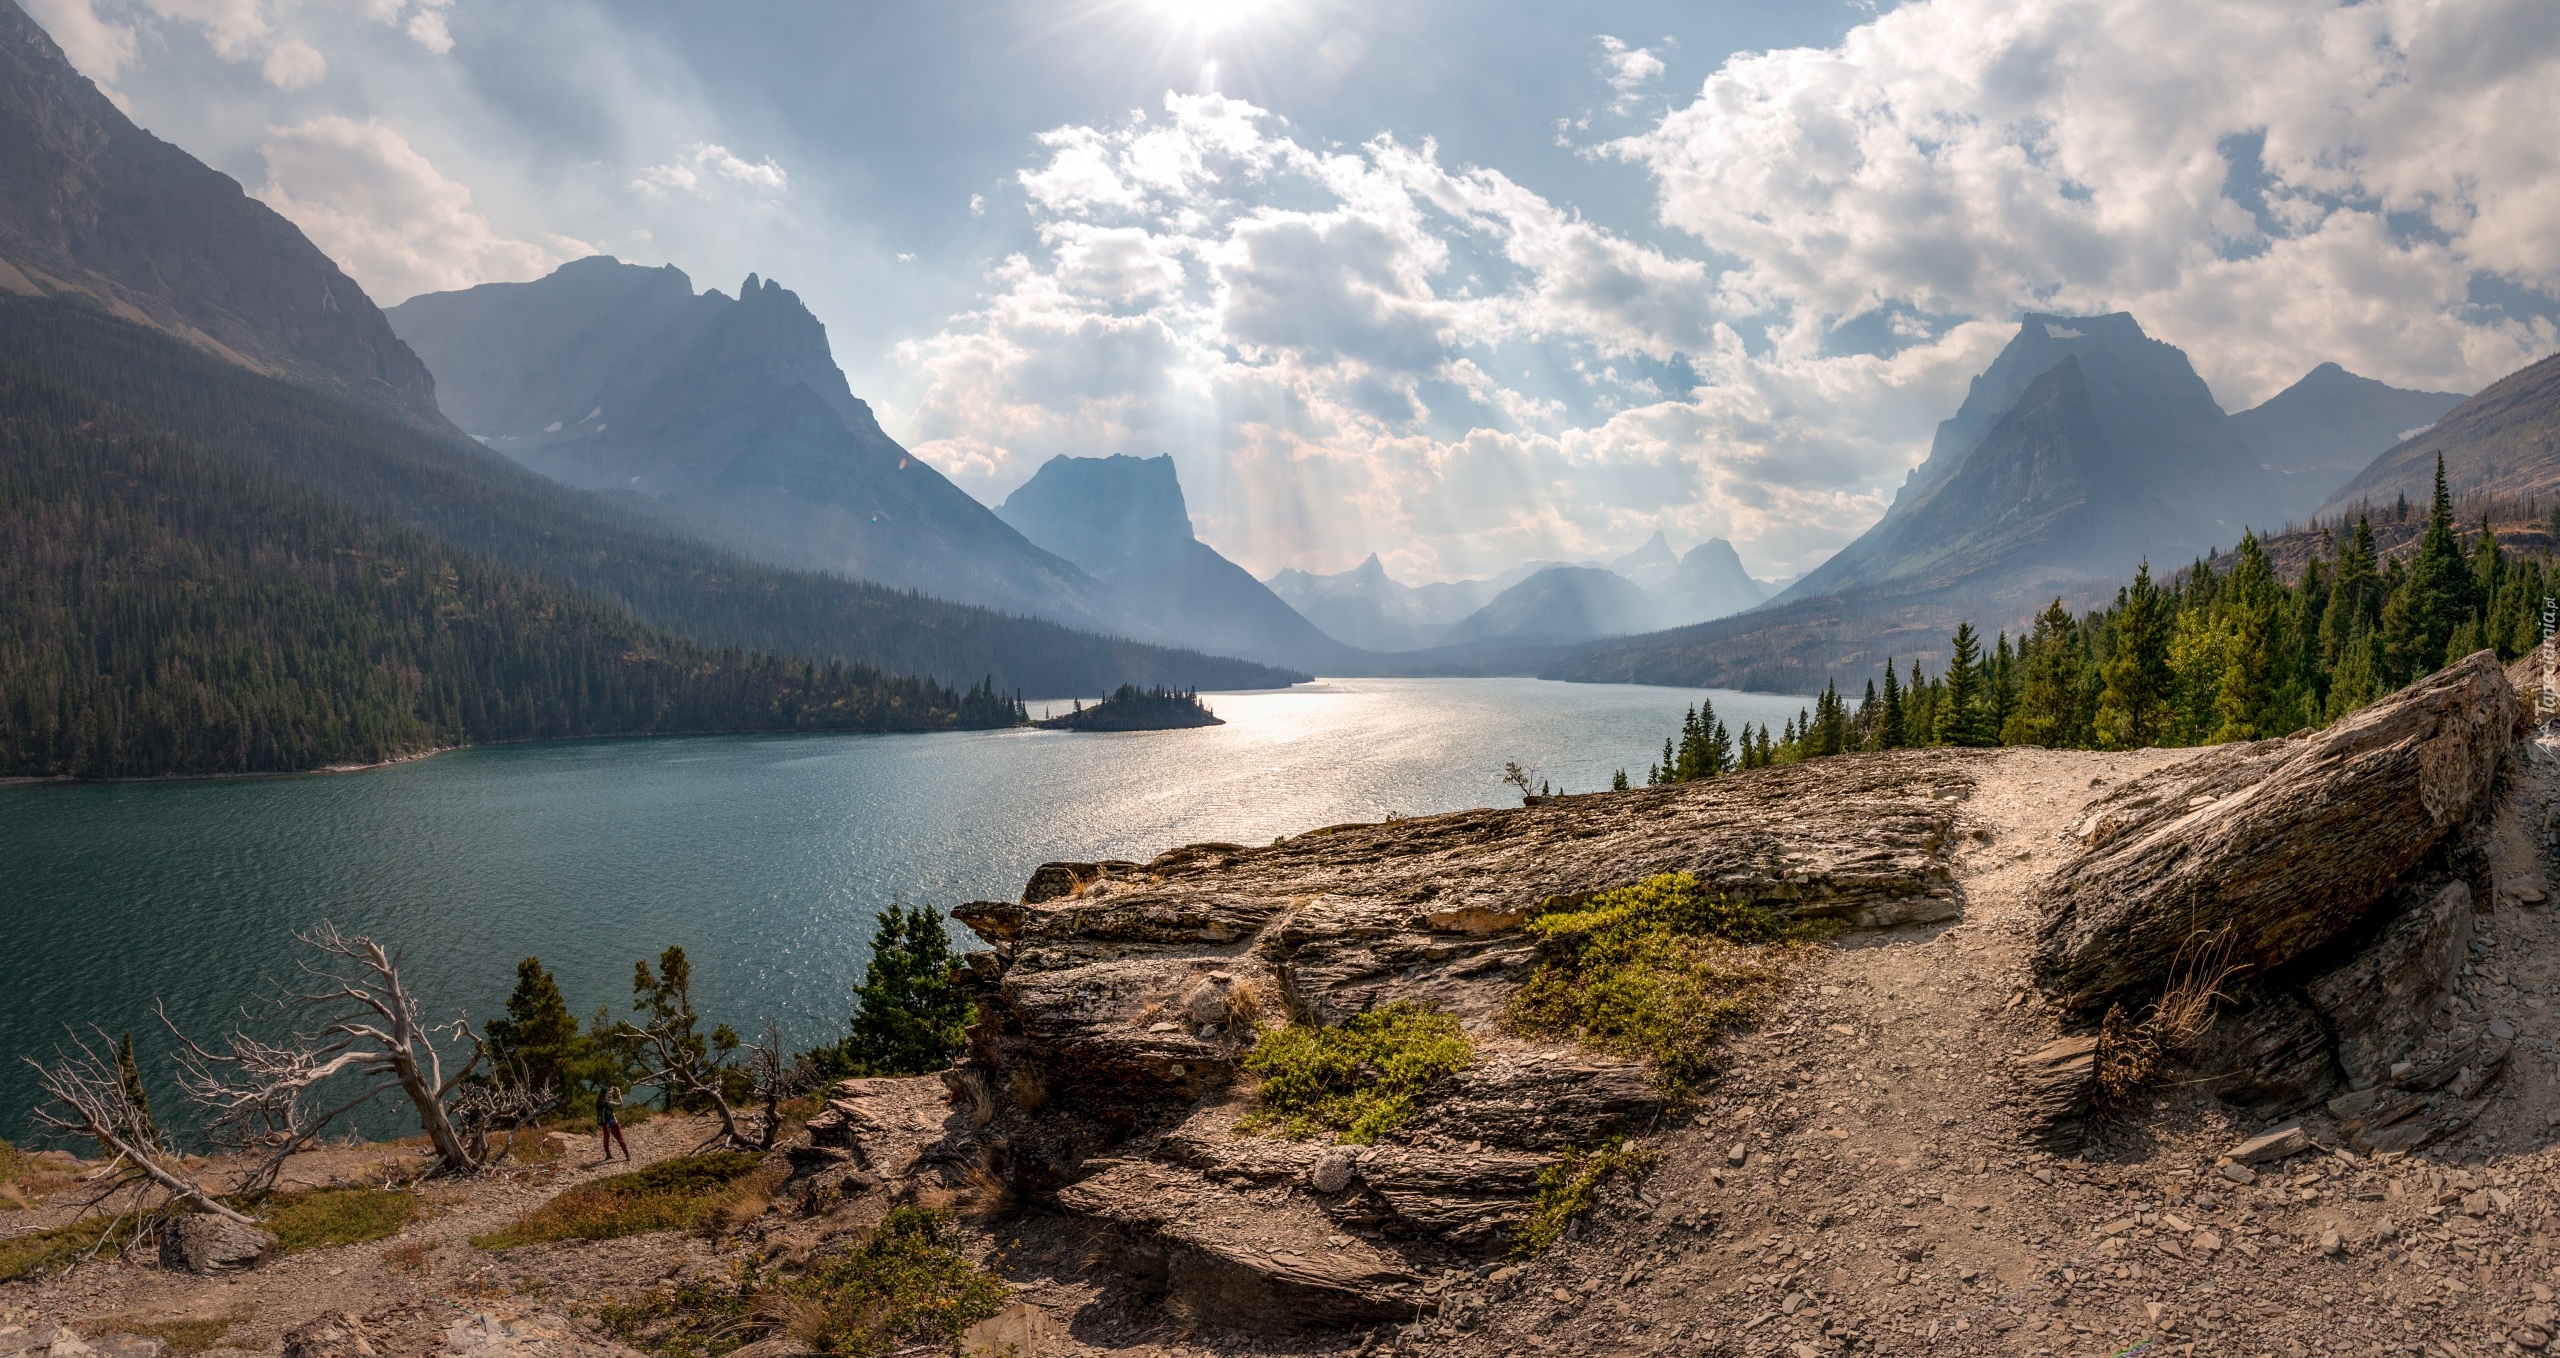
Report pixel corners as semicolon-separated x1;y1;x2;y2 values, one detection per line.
943;1068;995;1130
86;1312;250;1353
380;1238;436;1273
472;1152;768;1250
2096;930;2245;1107
1222;979;1263;1030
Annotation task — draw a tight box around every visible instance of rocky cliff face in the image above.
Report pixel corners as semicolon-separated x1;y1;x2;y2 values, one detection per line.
777;757;1972;1327
0;0;442;428
388;258;1120;631
995;454;1356;670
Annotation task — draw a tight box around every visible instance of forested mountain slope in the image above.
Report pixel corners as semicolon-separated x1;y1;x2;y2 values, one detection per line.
0;0;444;429
0;298;1300;705
0;355;1022;778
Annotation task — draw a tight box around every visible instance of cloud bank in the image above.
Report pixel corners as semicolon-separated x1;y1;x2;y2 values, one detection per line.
895;0;2560;582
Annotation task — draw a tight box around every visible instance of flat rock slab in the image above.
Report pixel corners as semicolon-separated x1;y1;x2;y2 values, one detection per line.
1059;1159;1424;1329
2225;1124;2309;1165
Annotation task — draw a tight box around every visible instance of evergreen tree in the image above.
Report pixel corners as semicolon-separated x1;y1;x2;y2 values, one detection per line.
114;1031;161;1151
1933;624;1994;746
2002;599;2089;747
805;904;975;1079
2381;455;2480;680
486;957;592;1113
629;946;737;1112
2096;563;2176;749
1877;660;1906;750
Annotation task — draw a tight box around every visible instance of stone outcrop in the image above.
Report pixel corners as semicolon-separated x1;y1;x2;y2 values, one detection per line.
158;1212;278;1274
2030;651;2534;1139
280;1314;378;1358
2034;652;2517;1012
927;756;1974;1328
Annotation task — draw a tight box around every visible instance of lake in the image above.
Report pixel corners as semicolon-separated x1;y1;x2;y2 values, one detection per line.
0;677;1810;1138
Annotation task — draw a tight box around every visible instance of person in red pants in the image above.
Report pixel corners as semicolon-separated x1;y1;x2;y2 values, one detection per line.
599;1085;631;1161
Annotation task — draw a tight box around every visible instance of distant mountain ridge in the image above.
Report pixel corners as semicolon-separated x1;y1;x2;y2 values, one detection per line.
2230;361;2467;485
389;258;1119;632
1263;535;1776;654
1550;315;2478;693
994;454;1356;671
0;0;444;429
2318;351;2560;515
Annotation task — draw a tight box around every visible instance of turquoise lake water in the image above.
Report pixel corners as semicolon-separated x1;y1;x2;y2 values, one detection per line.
0;677;1811;1138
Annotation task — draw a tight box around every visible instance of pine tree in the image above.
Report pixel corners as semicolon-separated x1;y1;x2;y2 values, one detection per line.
2381;455;2479;680
486;956;591;1112
629;946;729;1111
2096;563;2175;749
1934;624;1993;746
806;904;974;1079
2210;533;2283;742
2003;599;2088;747
1878;660;1906;750
114;1031;161;1151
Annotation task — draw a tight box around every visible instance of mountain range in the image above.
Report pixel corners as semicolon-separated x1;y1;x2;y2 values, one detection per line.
387;259;1117;631
0;0;1300;776
1557;314;2483;691
1265;533;1778;653
2318;351;2560;515
992;454;1354;670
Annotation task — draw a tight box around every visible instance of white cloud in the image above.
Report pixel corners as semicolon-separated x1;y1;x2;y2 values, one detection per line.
894;92;1944;581
1597;35;1663;95
633;142;790;197
257;116;574;303
1604;0;2560;407
259;37;324;88
894;1;2560;584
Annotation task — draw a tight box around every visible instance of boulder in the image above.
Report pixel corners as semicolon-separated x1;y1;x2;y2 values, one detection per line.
0;1327;94;1358
960;1303;1053;1358
2034;652;2517;1012
158;1212;278;1274
281;1314;377;1358
2303;880;2472;1086
2011;1035;2098;1150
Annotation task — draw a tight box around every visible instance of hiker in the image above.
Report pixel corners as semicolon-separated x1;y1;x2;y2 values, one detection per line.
599;1084;631;1161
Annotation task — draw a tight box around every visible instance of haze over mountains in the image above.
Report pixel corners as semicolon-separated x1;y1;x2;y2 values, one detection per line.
388;259;1118;631
0;0;1301;779
993;454;1353;670
1557;313;2484;692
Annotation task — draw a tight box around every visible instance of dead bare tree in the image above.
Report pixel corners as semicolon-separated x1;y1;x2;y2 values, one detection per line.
449;1070;557;1164
742;1020;821;1151
162;921;484;1189
613;1013;751;1151
24;1026;254;1267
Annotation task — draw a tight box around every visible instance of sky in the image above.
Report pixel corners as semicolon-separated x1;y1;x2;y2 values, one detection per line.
25;0;2560;584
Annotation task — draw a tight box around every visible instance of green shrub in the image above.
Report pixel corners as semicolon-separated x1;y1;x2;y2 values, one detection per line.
472;1152;767;1249
250;1186;418;1253
1509;1138;1657;1259
596;1265;761;1358
0;1218;116;1280
1239;1002;1472;1144
597;1208;1006;1358
1506;872;1833;1092
791;1207;1009;1357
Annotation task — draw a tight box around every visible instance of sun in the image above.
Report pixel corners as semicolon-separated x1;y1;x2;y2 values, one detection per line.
1142;0;1287;36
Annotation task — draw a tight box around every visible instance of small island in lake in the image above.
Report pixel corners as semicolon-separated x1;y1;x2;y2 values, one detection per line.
1035;684;1225;731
